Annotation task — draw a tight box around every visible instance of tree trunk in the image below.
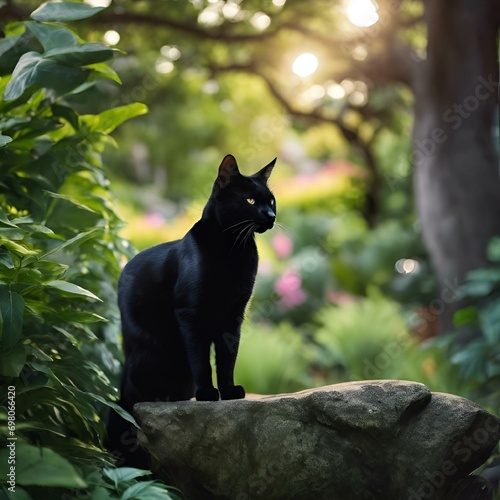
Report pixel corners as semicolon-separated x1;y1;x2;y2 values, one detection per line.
413;0;500;335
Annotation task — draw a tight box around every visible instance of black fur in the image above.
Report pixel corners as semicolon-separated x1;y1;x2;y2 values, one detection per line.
105;154;277;468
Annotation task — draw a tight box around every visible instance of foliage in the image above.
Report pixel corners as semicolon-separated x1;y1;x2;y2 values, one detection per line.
250;204;434;329
0;0;495;494
313;293;408;382
103;71;285;202
312;293;464;394
235;321;312;395
95;467;183;500
440;237;500;412
252;217;334;326
0;3;170;499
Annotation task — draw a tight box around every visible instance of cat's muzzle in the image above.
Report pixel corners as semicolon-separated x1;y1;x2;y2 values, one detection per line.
256;215;275;233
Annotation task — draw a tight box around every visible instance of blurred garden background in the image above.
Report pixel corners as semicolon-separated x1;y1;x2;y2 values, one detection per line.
0;0;499;498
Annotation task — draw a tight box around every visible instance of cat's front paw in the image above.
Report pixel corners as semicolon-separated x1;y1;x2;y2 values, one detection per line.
196;387;220;401
220;385;245;400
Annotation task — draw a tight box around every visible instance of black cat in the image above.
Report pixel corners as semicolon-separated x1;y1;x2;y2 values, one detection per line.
106;154;276;468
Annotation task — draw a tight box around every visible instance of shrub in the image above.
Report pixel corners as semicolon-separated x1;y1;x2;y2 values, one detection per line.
0;3;179;498
442;236;500;412
313;293;408;382
312;293;463;393
235;322;312;394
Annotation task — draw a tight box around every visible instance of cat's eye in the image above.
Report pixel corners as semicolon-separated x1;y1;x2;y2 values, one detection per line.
270;199;274;206
247;198;255;205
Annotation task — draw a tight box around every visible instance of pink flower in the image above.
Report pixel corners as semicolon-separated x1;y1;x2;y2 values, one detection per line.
144;212;164;228
272;232;293;259
275;270;306;308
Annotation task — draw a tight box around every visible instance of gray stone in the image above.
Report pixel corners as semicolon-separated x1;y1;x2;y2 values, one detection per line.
134;380;500;499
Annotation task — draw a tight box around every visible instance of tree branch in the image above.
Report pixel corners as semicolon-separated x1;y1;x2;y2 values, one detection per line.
208;61;382;226
90;11;284;42
0;2;418;90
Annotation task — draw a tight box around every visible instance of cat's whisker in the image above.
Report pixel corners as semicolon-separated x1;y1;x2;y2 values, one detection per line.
232;222;254;251
241;224;257;248
275;222;291;235
224;219;254;232
240;223;257;249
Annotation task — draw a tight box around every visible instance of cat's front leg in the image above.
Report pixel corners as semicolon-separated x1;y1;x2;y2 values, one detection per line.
177;313;220;401
186;335;219;401
214;332;245;400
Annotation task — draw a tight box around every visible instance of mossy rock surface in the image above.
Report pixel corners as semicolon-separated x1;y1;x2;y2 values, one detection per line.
135;381;500;499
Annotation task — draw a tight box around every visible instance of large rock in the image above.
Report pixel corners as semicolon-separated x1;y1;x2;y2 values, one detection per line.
135;381;500;499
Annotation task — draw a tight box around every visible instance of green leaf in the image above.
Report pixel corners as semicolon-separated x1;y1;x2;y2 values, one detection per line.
0;133;13;147
479;299;500;343
466;268;500;283
45;190;97;213
0;249;15;269
29;344;53;362
453;306;479;327
47;280;102;301
65;80;98;96
460;280;495;298
82;103;149;134
36;227;102;260
0;342;27;377
4;51;90;101
0;210;18;227
0;287;25;349
25;21;78;52
28;223;55;236
28;359;54;377
0;226;26;240
87;62;122;84
91;394;139;429
0;29;40;76
121;481;181;500
51;324;78;344
31;2;107;22
33;59;89;96
0;237;36;257
11;216;34;225
3;51;41;101
89;486;115;500
6;444;87;488
51;103;80;130
44;43;116;66
56;309;107;323
103;467;151;489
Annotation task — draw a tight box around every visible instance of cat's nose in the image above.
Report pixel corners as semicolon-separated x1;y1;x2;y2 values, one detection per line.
264;209;276;221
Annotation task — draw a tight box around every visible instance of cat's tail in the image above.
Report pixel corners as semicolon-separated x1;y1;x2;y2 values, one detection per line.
104;366;151;470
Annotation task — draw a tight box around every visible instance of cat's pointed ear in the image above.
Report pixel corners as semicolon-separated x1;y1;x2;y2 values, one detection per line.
254;157;277;184
216;154;240;188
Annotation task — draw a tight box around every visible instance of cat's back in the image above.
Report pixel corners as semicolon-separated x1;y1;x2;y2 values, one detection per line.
118;240;186;310
120;240;179;281
118;232;204;298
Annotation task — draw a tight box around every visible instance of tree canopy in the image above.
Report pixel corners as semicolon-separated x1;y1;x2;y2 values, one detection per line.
1;1;499;497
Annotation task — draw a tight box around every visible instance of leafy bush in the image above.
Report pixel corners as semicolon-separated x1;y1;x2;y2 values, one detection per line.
313;293;408;382
442;236;500;412
235;322;312;394
251;213;338;326
311;293;463;393
250;205;435;332
0;3;179;498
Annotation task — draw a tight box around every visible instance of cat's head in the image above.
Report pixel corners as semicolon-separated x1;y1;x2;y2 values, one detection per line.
208;154;277;235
